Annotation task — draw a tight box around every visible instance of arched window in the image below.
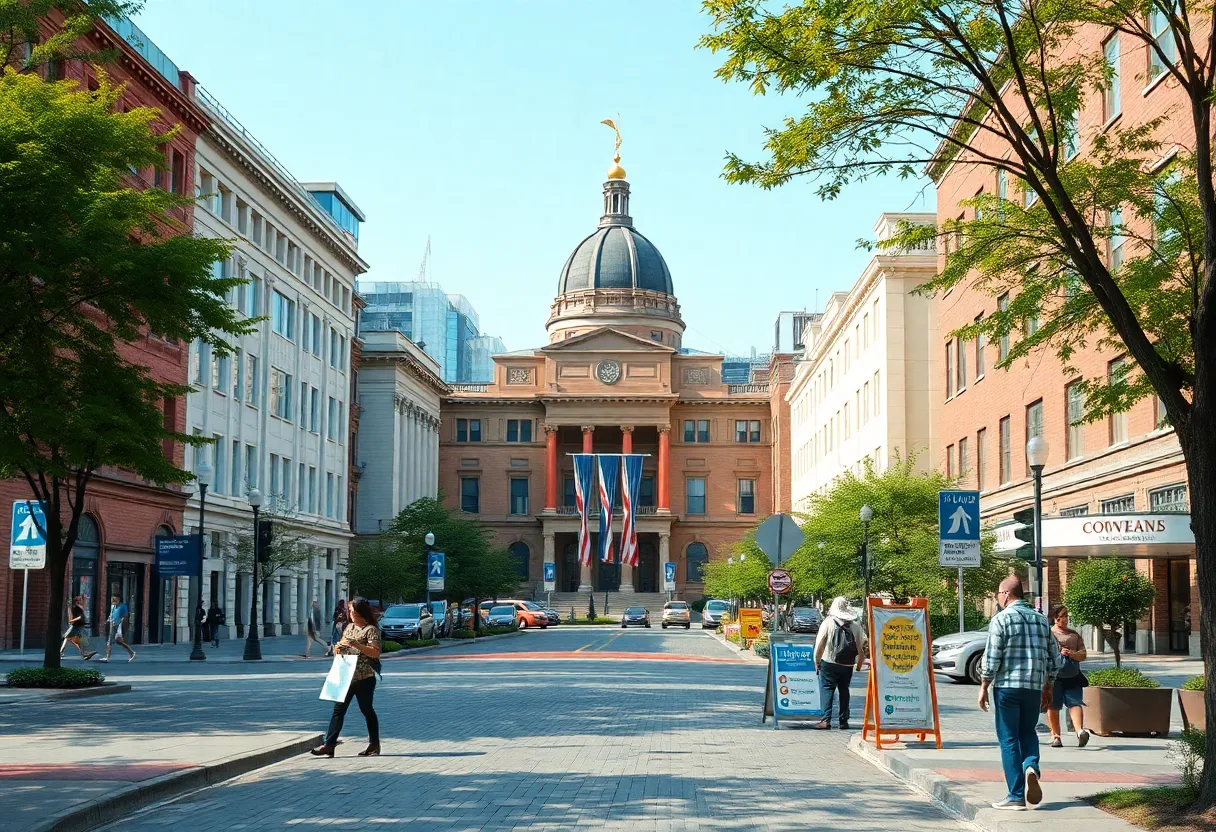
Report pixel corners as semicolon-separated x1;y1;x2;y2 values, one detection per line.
686;542;708;583
71;515;101;628
508;541;530;581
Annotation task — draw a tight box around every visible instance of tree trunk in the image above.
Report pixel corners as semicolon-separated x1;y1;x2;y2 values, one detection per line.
41;543;67;670
1103;626;1122;669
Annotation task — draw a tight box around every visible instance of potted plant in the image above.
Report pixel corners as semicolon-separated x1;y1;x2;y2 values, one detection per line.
1179;676;1205;732
1063;559;1169;736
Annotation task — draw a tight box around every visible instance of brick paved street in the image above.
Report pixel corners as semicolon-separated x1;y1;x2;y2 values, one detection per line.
81;628;966;831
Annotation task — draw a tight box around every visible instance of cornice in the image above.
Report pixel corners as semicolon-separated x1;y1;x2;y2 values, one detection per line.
88;26;209;134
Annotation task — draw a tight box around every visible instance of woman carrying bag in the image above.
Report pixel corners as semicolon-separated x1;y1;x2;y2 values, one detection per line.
312;597;381;758
1046;604;1091;748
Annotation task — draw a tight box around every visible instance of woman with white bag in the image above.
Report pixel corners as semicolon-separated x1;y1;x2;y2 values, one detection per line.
311;597;381;758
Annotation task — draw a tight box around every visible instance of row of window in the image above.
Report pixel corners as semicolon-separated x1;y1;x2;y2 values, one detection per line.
683;420;763;444
458;476;757;516
196;437;344;520
805;299;882;406
1056;485;1187;517
797;371;882;474
455;418;535;444
270;289;347;371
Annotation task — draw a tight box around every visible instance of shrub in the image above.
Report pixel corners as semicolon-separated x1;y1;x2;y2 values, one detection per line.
568;617;618;625
381;640;403;653
6;667;105;689
929;612;988;638
449;629;476;639
753;640;770;658
1167;728;1206;796
1086;667;1160;689
690;598;707;613
1062;559;1155;668
482;625;517;636
1182;675;1205;691
401;638;439;649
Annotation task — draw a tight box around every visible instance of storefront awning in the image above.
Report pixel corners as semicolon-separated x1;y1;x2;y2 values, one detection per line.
992;512;1194;559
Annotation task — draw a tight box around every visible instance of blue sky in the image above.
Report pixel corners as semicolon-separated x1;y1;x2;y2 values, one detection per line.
134;0;932;355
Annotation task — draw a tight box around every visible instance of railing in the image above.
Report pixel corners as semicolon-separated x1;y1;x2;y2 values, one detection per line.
555;505;658;516
449;383;488;393
728;383;769;394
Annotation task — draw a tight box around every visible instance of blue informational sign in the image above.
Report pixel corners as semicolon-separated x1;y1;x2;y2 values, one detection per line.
155;535;200;577
663;560;677;591
10;500;48;569
427;551;446;592
938;489;981;567
543;562;556;584
771;641;823;719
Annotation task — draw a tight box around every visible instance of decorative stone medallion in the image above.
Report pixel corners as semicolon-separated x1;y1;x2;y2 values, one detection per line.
506;367;531;385
684;367;710;385
596;359;622;385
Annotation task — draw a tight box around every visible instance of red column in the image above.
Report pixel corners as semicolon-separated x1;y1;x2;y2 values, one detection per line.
621;425;633;455
582;426;594;453
544;425;558;511
657;425;670;511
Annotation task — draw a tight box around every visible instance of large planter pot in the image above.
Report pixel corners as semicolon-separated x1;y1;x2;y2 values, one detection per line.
1083;686;1173;737
1178;689;1206;732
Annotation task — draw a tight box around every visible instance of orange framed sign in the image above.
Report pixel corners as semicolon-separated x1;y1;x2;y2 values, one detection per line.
738;608;763;640
861;597;943;749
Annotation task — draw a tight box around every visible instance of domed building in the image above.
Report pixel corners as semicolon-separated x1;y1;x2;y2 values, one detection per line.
438;149;795;604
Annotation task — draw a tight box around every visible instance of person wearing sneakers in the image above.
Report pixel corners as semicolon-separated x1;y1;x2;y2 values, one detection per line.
1046;604;1090;749
979;576;1062;811
811;597;867;730
101;594;136;663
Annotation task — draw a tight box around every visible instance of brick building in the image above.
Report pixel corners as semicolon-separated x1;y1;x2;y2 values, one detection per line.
933;20;1199;656
0;14;205;649
437;154;792;607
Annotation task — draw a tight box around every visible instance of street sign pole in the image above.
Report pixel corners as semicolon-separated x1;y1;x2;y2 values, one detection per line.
19;568;28;655
958;567;965;634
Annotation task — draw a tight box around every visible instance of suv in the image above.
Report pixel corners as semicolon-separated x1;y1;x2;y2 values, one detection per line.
789;606;824;635
661;601;691;630
479;599;548;629
379;603;435;642
701;599;731;629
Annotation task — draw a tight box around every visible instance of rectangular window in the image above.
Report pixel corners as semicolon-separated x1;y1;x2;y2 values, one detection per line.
1025;399;1044;476
1100;494;1136;513
230;439;241;495
1149;6;1176;79
1064;109;1080;160
872;371;880;416
213;435;226;496
270;453;280;497
326;473;335;518
844;403;851;439
1104;35;1121;120
245;355;259;407
563;477;576;508
997;167;1008;215
959;436;969;478
327;397;338;441
737;479;755;514
461;477;480;513
509;478;529;515
640;476;655;507
1066;381;1085;460
683;420;696;443
999;416;1011;484
244;444;257;489
271;291;295;340
945;341;955;398
506;419;533;443
191;340;207;385
697;420;709;443
997;294;1010;361
976;427;987;490
844;340;850;373
308;467;318;514
1109;358;1128;444
1109;207;1125;270
1060;505;1090;517
975;319;986;378
1149;484;1187;512
457;418;468;443
210;350;222;389
863;314;870;348
750;420;761;443
736;420;748;443
310;388;320;432
298;462;305;509
946;444;955;478
957;337;967;391
468;419;481;442
686;477;706;515
232;349;242;399
863;383;871;423
269;368;292;421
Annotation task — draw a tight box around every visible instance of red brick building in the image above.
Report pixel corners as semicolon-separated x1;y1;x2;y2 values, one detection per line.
438;157;793;607
933;20;1200;656
0;14;205;649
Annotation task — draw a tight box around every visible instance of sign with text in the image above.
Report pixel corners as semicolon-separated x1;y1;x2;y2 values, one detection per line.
10;500;47;570
427;552;446;592
155;535;200;577
663;561;676;592
763;634;824;726
938;490;981;567
767;569;792;595
738;608;763;640
543;562;556;593
871;606;935;730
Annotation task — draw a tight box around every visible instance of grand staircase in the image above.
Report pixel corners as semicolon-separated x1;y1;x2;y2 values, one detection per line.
546;591;671;621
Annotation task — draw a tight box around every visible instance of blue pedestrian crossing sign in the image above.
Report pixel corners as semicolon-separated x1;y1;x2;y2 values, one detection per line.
427;551;445;592
664;561;677;592
938;490;981;567
10;500;47;570
543;562;556;591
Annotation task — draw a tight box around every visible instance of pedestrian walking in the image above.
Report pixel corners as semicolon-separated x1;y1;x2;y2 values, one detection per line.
1046;604;1090;749
812;596;867;730
311;597;381;758
329;598;348;655
101;594;136;663
60;595;97;660
304;600;328;658
208;601;224;648
978;576;1062;811
196;601;208;647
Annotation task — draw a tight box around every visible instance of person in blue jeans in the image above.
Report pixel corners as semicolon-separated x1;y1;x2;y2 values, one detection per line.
978;576;1062;811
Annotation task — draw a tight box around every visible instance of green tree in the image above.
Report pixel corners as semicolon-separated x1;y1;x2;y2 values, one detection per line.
0;1;139;80
701;0;1216;804
782;457;1010;614
1062;558;1156;668
226;509;314;633
702;534;773;602
0;67;248;669
346;536;416;607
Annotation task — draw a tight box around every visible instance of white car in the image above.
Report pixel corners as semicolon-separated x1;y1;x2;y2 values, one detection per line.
931;625;989;683
701;599;731;629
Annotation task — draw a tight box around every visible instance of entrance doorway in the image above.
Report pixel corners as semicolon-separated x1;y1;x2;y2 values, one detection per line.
597;556;620;592
561;541;580;592
106;561;145;645
1168;560;1192;653
638;540;657;593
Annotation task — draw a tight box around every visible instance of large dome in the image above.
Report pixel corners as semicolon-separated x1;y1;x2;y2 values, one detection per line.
558;225;674;294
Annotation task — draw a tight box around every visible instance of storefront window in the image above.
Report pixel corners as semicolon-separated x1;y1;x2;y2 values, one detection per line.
1149;485;1188;513
71;515;100;633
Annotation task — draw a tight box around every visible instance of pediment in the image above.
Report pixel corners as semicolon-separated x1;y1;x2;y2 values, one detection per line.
541;327;676;354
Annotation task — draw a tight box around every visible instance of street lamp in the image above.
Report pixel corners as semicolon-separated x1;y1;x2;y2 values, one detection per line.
1026;435;1049;611
424;531;435;611
190;461;213;661
859;504;874;618
243;489;263;661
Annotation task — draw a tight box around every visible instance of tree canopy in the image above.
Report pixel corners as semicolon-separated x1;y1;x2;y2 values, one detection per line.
1062;558;1156;668
701;533;773;603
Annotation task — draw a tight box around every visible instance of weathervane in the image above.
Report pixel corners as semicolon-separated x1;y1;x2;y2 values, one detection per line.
601;117;626;180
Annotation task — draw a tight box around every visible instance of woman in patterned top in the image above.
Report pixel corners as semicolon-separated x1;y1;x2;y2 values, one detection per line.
311;596;381;757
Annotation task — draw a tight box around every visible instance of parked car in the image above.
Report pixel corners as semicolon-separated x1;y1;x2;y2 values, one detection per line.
379;603;435;642
540;605;561;626
789;606;824;635
931;625;989;683
511;601;549;629
661;601;691;630
701;599;731;629
523;601;560;627
429;601;449;637
486;605;517;628
621;607;651;628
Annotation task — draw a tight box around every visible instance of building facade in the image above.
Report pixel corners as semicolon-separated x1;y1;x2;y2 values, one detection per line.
788;213;940;508
183;85;367;641
437;155;790;605
355;331;446;535
0;14;206;650
933;22;1199;656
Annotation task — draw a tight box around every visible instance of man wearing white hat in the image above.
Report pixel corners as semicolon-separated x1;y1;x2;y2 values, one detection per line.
813;597;868;729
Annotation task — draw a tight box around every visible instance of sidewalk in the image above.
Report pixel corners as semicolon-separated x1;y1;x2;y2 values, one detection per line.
2;726;319;832
0;634;349;665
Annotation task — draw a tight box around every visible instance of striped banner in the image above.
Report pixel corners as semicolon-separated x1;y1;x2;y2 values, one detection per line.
596;455;621;563
572;454;596;567
619;454;644;567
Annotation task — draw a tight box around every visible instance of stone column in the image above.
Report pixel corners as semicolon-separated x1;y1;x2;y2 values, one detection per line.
660;532;672;598
621;425;633;455
581;425;594;453
620;560;635;593
544;424;559;511
657;425;671;512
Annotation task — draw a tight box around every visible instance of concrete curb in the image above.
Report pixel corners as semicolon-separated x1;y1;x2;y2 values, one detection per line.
709;631;768;664
0;682;132;708
383;629;524;659
34;732;322;832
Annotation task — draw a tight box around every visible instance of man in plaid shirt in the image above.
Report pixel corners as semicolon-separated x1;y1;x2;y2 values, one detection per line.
979;575;1063;811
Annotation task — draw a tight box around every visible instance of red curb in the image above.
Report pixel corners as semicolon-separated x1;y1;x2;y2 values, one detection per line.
0;763;191;782
933;766;1177;785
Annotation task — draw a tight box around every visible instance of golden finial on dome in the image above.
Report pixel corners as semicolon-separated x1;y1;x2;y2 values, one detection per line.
601;118;627;180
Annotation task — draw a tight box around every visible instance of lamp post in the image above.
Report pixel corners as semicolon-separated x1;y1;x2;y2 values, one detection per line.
738;553;746;612
190;461;212;661
859;504;873;618
424;531;435;612
727;556;735;615
1026;436;1049;612
243;489;263;661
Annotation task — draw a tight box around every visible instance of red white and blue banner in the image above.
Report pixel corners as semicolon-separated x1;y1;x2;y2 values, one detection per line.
572;454;596;567
596;454;621;563
619;454;644;567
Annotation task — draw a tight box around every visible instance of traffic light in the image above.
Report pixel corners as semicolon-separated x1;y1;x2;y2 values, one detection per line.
256;519;274;562
1012;507;1036;562
856;542;868;575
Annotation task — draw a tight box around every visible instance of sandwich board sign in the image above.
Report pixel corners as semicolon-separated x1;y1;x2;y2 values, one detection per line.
762;633;823;728
861;597;943;749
